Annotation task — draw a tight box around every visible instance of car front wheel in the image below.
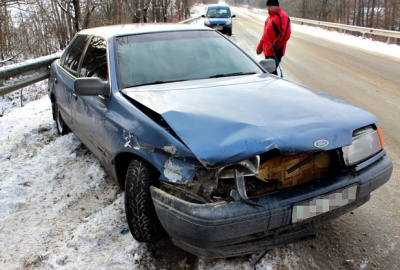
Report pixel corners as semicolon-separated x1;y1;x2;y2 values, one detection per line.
125;159;165;242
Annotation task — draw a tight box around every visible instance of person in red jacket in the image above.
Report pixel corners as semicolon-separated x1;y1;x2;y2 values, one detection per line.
256;0;291;76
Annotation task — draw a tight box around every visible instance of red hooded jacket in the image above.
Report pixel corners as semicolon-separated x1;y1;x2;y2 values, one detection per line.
257;7;291;57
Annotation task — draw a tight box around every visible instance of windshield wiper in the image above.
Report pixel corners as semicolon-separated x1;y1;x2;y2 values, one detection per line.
133;79;188;87
209;72;256;78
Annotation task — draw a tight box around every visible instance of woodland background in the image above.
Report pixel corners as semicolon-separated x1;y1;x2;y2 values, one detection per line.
0;0;399;63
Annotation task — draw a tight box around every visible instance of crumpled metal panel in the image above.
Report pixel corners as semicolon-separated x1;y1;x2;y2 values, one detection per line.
162;157;198;183
123;74;377;168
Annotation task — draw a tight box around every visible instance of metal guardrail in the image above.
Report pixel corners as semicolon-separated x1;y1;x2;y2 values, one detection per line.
179;15;202;25
291;17;400;43
1;14;398;97
0;53;61;96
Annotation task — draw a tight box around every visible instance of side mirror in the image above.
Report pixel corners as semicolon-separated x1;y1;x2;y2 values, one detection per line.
201;14;205;18
74;77;110;97
232;15;236;18
259;59;276;74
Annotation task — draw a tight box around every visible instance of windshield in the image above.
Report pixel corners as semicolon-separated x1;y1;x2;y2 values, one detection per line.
206;7;231;18
115;30;263;89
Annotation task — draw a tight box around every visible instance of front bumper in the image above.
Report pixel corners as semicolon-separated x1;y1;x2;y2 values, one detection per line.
151;156;392;258
205;24;232;33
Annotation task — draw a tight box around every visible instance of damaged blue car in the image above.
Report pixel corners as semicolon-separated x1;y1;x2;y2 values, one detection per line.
48;24;393;258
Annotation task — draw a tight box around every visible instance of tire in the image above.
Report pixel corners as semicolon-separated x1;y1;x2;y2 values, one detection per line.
125;159;166;242
53;101;70;135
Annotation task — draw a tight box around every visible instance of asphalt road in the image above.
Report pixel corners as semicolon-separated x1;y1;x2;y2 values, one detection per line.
229;7;400;269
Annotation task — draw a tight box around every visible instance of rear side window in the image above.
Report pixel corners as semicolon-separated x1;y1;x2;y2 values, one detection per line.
80;37;108;81
62;35;89;75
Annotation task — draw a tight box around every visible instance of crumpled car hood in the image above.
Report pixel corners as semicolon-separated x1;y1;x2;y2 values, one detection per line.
122;74;377;167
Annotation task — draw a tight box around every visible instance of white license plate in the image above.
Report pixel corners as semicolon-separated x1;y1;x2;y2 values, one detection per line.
292;185;357;223
214;26;223;30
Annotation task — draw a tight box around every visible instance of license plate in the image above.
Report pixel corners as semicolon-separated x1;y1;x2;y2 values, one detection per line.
214;26;223;30
292;185;357;223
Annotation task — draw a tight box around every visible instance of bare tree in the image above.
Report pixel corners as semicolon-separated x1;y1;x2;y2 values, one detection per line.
0;4;8;60
1;0;398;63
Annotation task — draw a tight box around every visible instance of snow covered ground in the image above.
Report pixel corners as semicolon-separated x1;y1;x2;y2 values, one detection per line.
0;80;48;116
1;6;399;270
0;89;303;269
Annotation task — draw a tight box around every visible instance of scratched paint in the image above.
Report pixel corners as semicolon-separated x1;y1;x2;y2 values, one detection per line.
123;130;133;148
162;145;177;155
123;130;140;150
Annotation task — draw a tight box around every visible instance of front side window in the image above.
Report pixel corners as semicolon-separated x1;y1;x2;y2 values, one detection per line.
80;36;108;81
115;30;263;89
62;35;90;74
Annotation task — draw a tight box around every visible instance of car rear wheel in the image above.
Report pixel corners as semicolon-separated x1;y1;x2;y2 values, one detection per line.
125;159;166;242
53;102;70;135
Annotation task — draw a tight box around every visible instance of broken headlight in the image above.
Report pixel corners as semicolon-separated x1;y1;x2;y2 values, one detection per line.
342;126;384;166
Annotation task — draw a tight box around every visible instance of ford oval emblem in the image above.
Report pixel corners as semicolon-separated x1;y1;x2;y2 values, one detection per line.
314;139;329;148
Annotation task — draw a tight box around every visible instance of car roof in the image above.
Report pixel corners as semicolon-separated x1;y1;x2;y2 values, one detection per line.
77;23;213;39
207;4;230;9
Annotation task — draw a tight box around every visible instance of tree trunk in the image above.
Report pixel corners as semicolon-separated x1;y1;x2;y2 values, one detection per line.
0;6;6;60
369;0;376;28
72;0;81;32
83;0;93;29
